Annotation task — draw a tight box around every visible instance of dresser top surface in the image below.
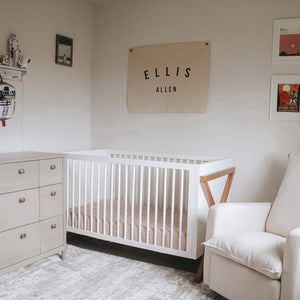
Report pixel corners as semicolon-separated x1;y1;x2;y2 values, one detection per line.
0;152;63;164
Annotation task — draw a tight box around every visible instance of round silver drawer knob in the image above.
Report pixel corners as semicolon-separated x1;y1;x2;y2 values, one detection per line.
50;191;56;197
51;224;57;229
50;164;56;170
20;233;27;239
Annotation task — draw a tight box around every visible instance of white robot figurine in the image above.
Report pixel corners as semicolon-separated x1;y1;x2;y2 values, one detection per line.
8;34;21;67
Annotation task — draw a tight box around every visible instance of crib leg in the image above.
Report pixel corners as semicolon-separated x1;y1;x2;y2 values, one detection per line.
60;248;67;261
195;255;204;283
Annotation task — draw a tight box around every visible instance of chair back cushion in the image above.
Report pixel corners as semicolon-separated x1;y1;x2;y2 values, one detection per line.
266;153;300;237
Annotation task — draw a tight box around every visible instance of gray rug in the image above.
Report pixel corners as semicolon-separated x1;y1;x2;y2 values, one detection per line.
0;245;224;300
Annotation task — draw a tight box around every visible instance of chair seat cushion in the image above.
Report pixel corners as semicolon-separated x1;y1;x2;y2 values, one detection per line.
203;232;286;279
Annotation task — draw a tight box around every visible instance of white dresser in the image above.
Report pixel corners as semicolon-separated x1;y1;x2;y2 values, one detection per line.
0;152;66;275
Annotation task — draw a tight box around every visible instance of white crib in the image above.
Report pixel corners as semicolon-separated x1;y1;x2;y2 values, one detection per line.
64;149;233;260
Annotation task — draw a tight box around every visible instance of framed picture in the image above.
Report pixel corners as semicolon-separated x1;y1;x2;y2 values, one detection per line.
270;75;300;120
272;18;300;63
55;34;73;67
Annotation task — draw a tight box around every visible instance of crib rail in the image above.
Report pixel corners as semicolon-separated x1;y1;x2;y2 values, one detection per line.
109;150;210;165
67;149;224;165
65;154;200;257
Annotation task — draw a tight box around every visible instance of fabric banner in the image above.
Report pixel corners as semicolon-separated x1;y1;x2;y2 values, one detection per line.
127;41;210;113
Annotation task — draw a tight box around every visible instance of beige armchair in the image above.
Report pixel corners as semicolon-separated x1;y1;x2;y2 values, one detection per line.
203;153;300;300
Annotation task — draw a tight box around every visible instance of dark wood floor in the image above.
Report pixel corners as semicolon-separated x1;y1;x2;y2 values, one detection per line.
67;232;201;274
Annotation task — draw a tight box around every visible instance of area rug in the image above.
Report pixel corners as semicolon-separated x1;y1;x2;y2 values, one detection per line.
0;244;224;300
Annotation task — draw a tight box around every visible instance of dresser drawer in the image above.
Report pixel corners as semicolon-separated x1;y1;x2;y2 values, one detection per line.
0;189;39;232
0;223;40;270
40;158;63;186
40;184;63;220
0;161;39;194
40;216;64;253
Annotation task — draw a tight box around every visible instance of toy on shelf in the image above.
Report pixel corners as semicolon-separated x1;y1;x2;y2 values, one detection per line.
0;75;16;127
17;55;31;68
8;34;31;69
9;34;20;67
0;54;9;66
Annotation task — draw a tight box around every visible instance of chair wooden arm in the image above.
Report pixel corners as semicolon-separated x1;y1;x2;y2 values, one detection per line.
200;167;235;207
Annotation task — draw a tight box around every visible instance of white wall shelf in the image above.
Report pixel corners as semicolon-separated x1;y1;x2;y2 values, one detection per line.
0;65;27;81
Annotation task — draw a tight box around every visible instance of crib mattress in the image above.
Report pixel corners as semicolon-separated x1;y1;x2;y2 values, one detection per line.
68;200;187;250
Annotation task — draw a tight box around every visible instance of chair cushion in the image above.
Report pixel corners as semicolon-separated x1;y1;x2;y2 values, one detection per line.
266;153;300;238
203;232;286;279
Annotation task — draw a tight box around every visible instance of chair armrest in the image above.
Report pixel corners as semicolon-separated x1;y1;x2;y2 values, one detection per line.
200;167;235;207
205;202;271;240
281;227;300;300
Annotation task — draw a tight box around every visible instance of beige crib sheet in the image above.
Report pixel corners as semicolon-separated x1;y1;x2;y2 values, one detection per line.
68;200;187;250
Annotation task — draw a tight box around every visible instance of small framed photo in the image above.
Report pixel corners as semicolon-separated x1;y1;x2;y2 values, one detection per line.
272;18;300;64
55;34;73;67
270;75;300;121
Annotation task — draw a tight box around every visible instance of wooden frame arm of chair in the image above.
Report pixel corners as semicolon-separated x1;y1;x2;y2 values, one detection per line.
200;167;235;207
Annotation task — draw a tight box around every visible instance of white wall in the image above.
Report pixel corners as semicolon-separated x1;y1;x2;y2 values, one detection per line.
91;0;300;203
0;0;93;153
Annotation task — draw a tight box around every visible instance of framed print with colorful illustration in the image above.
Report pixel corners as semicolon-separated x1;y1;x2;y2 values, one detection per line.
273;18;300;63
270;75;300;120
55;34;73;67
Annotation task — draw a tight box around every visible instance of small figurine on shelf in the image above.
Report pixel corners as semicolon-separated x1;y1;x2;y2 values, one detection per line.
8;34;21;67
17;55;31;69
0;54;9;66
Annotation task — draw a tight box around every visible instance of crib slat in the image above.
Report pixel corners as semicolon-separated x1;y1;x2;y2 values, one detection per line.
171;168;176;249
110;163;114;236
162;168;167;247
72;160;76;228
97;162;101;233
78;161;82;229
124;165;128;239
139;166;144;242
103;163;107;235
90;162;94;232
131;165;136;241
154;167;159;246
179;169;184;251
117;164;121;238
146;167;151;244
66;159;70;228
84;161;88;231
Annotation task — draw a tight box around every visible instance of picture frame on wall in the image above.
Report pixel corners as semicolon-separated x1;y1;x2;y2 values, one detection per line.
55;34;73;67
270;75;300;121
272;18;300;64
